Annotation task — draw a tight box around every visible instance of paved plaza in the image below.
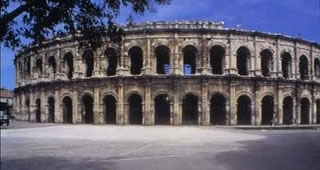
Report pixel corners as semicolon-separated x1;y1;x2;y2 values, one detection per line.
1;121;320;170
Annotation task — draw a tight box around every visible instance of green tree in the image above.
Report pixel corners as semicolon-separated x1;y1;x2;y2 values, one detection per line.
0;0;170;49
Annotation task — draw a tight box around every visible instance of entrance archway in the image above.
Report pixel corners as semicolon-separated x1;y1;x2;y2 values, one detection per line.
316;99;320;124
82;94;94;124
129;46;143;75
300;98;310;124
155;46;170;75
182;94;198;125
261;95;274;125
62;96;73;123
128;94;143;124
154;94;170;125
237;95;251;125
183;45;197;75
104;95;117;124
210;45;224;74
210;93;226;125
283;96;293;125
48;97;55;123
35;99;41;123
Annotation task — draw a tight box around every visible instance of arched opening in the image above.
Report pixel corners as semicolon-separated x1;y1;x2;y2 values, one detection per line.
283;96;293;125
48;56;56;76
210;45;225;74
128;94;143;125
25;99;30;121
35;99;41;123
82;94;94;124
314;58;320;77
183;45;197;75
103;95;117;124
155;45;170;75
83;50;94;77
63;53;73;79
210;93;226;125
26;58;31;76
316;99;320;124
237;95;251;125
35;58;42;75
182;94;198;125
299;55;309;80
47;97;55;123
281;52;292;79
105;48;118;76
260;49;273;77
261;95;274;125
300;98;310;124
62;96;73;123
154;94;170;125
237;46;250;76
129;46;143;75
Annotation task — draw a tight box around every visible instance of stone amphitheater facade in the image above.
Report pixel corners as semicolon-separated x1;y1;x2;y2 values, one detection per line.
14;21;320;126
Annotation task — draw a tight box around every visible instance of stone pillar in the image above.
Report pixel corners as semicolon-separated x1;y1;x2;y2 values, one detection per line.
72;90;80;123
40;89;46;122
144;36;152;74
295;100;300;124
229;83;237;125
310;46;314;81
201;35;209;75
276;39;282;78
170;102;174;125
201;80;209;125
93;87;102;124
29;92;35;122
277;86;284;125
144;80;152;125
54;89;61;123
254;36;262;76
172;33;182;75
293;42;299;79
228;36;238;75
251;103;255;126
117;80;125;125
173;80;181;125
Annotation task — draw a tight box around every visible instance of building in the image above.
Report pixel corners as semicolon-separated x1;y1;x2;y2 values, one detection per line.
0;88;14;112
14;21;320;125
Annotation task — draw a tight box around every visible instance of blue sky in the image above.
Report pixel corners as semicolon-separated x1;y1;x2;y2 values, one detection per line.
1;0;320;90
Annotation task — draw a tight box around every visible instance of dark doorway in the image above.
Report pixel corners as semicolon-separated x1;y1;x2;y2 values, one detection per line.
155;94;170;125
48;97;55;123
82;95;94;124
62;96;73;123
316;99;320;124
281;52;291;79
182;94;198;125
283;97;293;125
237;46;250;76
156;46;170;74
210;94;226;125
26;99;30;121
314;59;320;77
210;45;224;74
63;53;73;79
35;99;41;123
104;95;117;124
35;59;42;74
83;50;94;77
105;48;118;76
48;56;57;75
300;98;310;124
299;55;309;80
128;94;143;124
183;45;197;75
129;46;143;75
260;49;273;77
261;95;274;125
237;95;251;125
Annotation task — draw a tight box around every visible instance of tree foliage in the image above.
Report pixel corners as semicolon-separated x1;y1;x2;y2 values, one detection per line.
0;0;170;49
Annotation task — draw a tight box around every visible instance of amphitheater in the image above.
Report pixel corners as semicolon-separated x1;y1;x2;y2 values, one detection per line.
14;21;320;126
